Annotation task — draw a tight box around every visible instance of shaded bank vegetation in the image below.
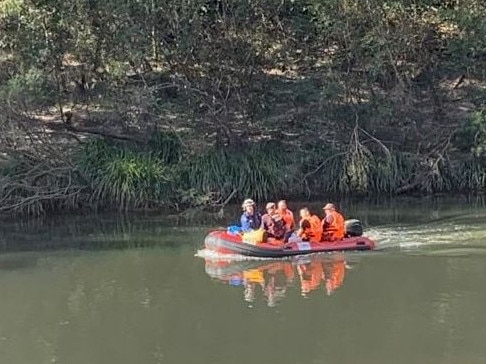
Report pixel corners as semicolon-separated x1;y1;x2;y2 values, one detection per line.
1;0;486;216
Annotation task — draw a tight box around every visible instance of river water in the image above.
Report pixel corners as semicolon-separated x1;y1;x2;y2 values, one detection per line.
0;196;485;364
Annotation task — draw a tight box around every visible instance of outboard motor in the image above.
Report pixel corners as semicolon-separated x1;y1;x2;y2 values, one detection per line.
345;219;363;237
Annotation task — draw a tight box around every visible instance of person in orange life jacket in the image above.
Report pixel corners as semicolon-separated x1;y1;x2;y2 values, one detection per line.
277;199;295;242
297;207;322;243
261;202;286;239
321;203;345;241
240;198;262;232
277;200;295;230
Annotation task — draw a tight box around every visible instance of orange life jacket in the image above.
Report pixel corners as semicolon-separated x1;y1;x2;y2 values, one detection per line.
298;215;322;242
261;212;286;238
277;208;295;230
322;210;345;240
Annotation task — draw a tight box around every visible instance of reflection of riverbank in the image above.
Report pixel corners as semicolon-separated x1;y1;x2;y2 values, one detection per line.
204;253;352;307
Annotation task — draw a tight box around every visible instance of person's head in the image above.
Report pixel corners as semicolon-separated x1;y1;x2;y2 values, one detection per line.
299;207;311;219
265;202;276;214
322;203;336;216
242;198;255;214
277;200;288;211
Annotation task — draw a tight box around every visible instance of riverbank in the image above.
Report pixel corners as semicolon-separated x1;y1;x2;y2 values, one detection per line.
1;130;485;217
1;1;485;216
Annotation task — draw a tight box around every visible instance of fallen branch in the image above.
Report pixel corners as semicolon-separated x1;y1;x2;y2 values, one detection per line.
63;122;147;143
0;186;85;212
214;188;238;208
359;127;391;158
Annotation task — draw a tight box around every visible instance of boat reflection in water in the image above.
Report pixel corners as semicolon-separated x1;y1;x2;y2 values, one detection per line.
204;253;353;307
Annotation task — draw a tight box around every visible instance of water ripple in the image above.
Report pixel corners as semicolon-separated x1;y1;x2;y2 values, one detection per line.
367;219;486;254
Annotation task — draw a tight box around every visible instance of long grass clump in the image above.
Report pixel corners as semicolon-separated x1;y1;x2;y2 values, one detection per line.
451;156;486;192
367;153;415;194
147;131;184;165
305;149;486;197
76;139;174;210
183;142;288;203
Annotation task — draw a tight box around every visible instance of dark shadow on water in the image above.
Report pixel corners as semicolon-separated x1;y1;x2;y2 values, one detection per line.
0;212;218;253
0;254;39;271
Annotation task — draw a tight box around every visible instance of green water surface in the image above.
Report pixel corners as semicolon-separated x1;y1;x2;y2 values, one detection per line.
0;197;485;364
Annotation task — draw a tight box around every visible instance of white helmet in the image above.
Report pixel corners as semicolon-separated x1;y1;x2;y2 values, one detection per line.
242;198;255;208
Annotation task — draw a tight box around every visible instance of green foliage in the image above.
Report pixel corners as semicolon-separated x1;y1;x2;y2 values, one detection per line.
302;145;473;196
176;188;213;208
296;143;345;196
370;153;415;193
440;2;486;73
77;139;174;210
0;0;23;15
148;132;184;165
105;60;132;83
75;139;289;210
2;0;486;217
457;110;486;157
452;156;486;191
1;68;55;109
184;142;288;203
342;141;373;193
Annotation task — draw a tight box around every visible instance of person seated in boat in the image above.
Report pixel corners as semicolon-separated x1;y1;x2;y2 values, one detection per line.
297;207;322;243
277;199;295;242
321;203;345;241
261;202;286;240
277;200;295;230
240;198;262;232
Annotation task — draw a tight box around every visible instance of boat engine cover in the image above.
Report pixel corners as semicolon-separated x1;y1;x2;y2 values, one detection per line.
345;219;363;237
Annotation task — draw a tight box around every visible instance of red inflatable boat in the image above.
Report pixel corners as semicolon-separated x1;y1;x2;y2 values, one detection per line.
204;230;375;258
